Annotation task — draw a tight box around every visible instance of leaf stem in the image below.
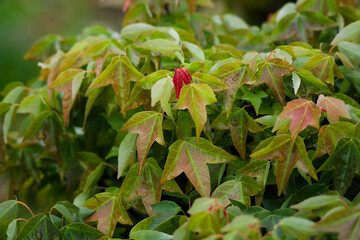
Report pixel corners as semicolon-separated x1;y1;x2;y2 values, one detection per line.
17;201;34;217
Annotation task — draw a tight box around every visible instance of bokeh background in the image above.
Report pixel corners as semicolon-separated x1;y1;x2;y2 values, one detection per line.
0;0;295;91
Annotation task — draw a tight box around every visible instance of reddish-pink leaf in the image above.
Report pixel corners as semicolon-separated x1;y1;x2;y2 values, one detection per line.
278;99;321;137
316;94;351;123
173;68;192;99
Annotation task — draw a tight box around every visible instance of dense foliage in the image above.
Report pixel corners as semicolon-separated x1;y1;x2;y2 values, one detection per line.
1;0;360;239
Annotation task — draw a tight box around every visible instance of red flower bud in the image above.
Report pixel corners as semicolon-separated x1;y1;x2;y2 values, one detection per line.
173;68;192;99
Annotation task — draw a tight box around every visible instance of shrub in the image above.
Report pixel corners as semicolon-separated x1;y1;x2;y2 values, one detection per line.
1;0;360;239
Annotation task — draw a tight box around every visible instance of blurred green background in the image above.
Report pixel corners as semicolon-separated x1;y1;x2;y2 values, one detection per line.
0;0;294;91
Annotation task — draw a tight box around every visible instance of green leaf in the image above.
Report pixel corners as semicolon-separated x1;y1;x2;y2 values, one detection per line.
279;217;320;240
211;176;261;207
314;122;354;158
88;56;143;112
120;158;182;216
338;41;360;67
256;58;296;106
222;14;248;31
151;77;174;118
3;105;15;145
182;41;205;62
291;195;341;211
54;201;79;224
130;230;173;240
301;54;334;85
136;70;172;90
229;108;263;159
83;192;133;236
211;62;253;118
16;214;62;240
24;35;59;60
161;137;236;197
61;222;104;239
117;133;138;178
241;90;268;115
121;111;165;174
83;164;106;193
192;73;229;92
331;21;360;45
174;83;217;143
318;138;360;195
22;111;52;143
314;207;360;240
186;212;220;238
140;39;180;56
251;135;317;195
221;215;259;232
121;23;156;40
3;86;24;104
294;69;332;95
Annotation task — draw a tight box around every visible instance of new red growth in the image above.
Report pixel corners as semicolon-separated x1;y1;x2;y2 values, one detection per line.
173;67;192;99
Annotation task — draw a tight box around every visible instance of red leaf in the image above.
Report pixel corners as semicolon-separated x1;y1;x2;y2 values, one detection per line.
316;94;351;123
173;68;192;99
278;99;321;137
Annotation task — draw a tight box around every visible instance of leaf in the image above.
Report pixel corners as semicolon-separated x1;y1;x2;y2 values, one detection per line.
24;35;59;61
301;54;334;85
186;211;221;238
314;207;360;240
192;73;230;92
54;201;79;224
3;105;16;145
229;108;263;159
61;222;104;239
294;69;332;95
318;138;360;195
211;62;254;118
22;111;52;143
314;122;355;158
161;137;236;197
50;68;85;126
130;230;173;240
121;23;156;40
251;135;317;195
316;94;351;123
241;90;268;115
121;111;164;174
221;215;260;233
182;41;205;62
172;68;192;99
279;217;320;240
120;158;182;216
278;99;321;137
211;176;261;207
140;39;180;56
292;72;301;94
83;192;133;236
88;56;143;112
338;41;360;67
117;133;138;178
16;214;62;240
136;70;172;90
256;58;296;106
331;21;360;45
291;195;342;211
151;77;174;118
174;84;217;143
